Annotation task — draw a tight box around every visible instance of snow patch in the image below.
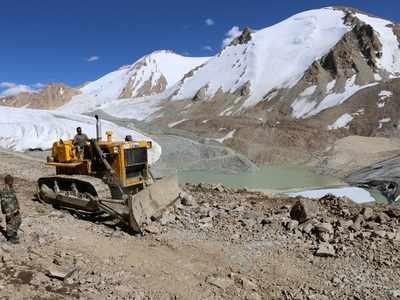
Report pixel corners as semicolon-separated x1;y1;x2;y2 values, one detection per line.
326;80;336;92
377;102;385;108
378;118;391;129
101;93;164;121
219;106;234;116
299;86;317;97
379;90;393;99
291;98;318;119
328;113;353;130
301;77;377;118
168;119;188;128
0;107;161;164
288;187;375;204
215;129;236;143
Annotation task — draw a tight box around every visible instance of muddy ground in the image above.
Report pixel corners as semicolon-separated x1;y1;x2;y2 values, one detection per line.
0;150;400;299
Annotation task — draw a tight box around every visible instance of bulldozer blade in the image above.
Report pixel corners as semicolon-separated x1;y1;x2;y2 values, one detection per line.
129;175;181;230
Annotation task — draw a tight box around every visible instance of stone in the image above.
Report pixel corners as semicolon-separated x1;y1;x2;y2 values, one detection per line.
1;244;12;253
245;292;262;300
207;276;234;290
301;222;314;234
290;199;318;223
308;295;329;300
199;216;213;223
144;224;161;234
365;222;379;231
386;207;400;218
361;231;372;239
373;230;386;238
208;209;220;218
159;213;175;226
46;264;76;280
318;232;332;242
338;220;353;228
315;243;335;257
375;212;389;224
389;289;400;298
285;220;299;231
353;214;364;225
361;207;374;220
179;192;197;207
240;277;258;291
387;232;396;240
315;223;334;234
341;208;351;217
214;183;225;193
1;253;13;263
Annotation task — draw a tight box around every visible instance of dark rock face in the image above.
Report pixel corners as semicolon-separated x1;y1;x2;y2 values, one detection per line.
229;27;252;46
235;81;251;97
192;85;208;102
354;23;382;69
290;199;319;223
320;21;382;77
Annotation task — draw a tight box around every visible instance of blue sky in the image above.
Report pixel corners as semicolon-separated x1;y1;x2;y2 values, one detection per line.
1;0;399;92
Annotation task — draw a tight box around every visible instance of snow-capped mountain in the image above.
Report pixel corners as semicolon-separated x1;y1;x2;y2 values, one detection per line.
163;7;400;118
96;6;400;164
92;7;400;127
2;6;400;164
59;50;210;114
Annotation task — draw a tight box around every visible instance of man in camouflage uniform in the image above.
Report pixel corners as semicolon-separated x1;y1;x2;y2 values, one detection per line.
0;175;21;244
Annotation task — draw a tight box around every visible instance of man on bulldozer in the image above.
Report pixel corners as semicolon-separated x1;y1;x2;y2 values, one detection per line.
73;127;89;160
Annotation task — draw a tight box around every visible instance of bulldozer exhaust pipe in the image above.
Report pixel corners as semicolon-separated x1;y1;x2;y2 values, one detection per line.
95;114;102;141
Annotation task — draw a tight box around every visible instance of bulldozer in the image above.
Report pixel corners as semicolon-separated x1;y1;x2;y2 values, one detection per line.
36;115;180;233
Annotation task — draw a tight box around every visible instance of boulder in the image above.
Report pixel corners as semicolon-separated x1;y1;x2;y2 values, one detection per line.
315;243;335;257
240;277;258;291
144;224;161;234
386;206;400;218
46;264;76;280
179;192;197;207
285;220;299;231
207;276;234;290
315;223;334;234
375;212;389;224
290;199;318;223
361;207;374;220
373;230;387;238
338;220;353;228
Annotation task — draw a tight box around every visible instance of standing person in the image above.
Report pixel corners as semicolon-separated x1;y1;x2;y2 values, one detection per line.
0;175;21;244
73;127;89;160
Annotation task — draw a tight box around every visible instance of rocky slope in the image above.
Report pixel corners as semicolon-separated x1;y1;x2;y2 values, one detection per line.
1;151;400;299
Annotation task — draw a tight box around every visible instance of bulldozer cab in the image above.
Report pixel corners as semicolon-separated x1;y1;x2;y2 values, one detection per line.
47;133;152;195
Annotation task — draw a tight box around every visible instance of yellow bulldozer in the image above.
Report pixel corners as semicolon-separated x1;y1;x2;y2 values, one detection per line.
37;115;180;233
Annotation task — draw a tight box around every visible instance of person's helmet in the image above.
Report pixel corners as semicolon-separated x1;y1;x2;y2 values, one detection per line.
4;174;14;185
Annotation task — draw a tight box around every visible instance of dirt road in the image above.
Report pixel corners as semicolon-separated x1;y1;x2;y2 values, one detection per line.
0;150;400;299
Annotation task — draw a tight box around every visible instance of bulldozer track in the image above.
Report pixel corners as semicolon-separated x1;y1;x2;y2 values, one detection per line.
38;175;112;199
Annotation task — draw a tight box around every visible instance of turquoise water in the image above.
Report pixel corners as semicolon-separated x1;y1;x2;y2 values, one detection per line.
177;165;343;191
